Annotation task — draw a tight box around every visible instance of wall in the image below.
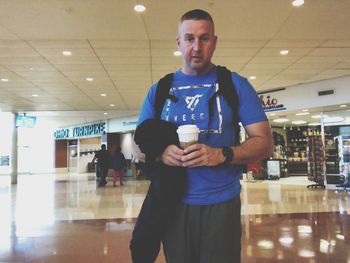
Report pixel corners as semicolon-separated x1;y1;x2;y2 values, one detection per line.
108;116;138;133
79;137;100;173
260;75;350;113
55;140;67;168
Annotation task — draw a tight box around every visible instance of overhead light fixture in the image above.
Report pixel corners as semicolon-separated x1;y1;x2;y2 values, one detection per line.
311;114;328;119
302;109;309;112
86;77;94;82
32;94;38;97
292;0;305;7
308;122;320;126
292;120;307;125
273;118;289;123
103;112;108;115
340;104;347;108
323;116;345;123
249;76;256;80
134;4;146;13
296;112;310;116
109;104;115;107
100;93;107;97
173;51;182;56
280;49;289;55
0;78;9;82
62;50;72;56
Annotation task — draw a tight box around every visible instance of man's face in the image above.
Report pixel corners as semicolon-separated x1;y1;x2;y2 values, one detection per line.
177;19;217;75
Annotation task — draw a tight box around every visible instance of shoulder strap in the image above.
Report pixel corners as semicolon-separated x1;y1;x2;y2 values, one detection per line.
216;65;241;145
155;73;174;119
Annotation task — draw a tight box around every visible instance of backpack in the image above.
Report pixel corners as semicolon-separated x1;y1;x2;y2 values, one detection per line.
154;65;241;145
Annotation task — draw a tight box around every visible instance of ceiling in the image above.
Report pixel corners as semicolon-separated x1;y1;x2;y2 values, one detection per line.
1;0;350;123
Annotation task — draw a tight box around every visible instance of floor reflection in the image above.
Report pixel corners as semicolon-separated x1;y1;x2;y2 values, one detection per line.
0;173;349;262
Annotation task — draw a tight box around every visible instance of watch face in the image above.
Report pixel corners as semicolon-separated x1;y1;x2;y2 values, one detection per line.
223;147;233;163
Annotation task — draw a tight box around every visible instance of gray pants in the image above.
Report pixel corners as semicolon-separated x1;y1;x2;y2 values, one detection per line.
163;196;241;263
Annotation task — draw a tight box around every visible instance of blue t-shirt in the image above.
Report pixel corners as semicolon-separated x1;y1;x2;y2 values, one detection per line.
137;66;267;205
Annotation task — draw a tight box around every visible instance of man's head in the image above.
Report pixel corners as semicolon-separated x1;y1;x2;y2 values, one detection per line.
101;144;106;150
177;9;217;75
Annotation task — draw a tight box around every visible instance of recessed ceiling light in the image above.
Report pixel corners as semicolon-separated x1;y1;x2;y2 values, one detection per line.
280;49;289;55
0;78;8;82
32;94;38;97
292;120;307;125
62;50;72;56
103;112;108;115
340;104;347;108
296;112;310;116
110;104;115;107
249;76;256;80
273;118;289;123
134;4;146;13
86;77;94;82
292;0;304;7
100;93;107;97
173;50;182;56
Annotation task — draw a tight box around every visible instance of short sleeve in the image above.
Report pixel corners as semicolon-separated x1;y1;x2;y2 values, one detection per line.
232;74;268;126
137;83;158;126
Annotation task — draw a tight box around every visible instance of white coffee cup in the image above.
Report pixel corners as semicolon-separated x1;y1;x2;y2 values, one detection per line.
177;124;200;149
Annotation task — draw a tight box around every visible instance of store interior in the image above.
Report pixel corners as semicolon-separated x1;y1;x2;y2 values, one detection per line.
262;104;350;190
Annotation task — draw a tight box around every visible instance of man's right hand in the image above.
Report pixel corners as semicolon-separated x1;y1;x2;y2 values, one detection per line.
161;145;185;166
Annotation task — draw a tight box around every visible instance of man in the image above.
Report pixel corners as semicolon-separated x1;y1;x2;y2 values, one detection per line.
136;9;273;263
91;144;109;187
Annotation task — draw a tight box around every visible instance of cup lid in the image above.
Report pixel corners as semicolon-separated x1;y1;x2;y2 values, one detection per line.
177;124;200;134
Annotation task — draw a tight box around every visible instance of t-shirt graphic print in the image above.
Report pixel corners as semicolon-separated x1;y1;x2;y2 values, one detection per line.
164;82;225;134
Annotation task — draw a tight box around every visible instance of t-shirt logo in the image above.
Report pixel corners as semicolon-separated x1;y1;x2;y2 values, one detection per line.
184;94;203;111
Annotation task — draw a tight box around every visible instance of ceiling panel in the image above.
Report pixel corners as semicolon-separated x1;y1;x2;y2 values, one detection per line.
0;0;349;114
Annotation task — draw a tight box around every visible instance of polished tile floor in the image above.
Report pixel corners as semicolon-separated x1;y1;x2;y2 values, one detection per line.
0;173;349;263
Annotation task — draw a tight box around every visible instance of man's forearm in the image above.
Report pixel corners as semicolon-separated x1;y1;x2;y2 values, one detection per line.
232;135;274;164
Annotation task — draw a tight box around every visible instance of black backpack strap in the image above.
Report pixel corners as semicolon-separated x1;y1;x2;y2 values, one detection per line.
155;73;174;119
216;65;241;145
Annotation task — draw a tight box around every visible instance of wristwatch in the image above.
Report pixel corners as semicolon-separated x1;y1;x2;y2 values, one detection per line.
222;147;234;164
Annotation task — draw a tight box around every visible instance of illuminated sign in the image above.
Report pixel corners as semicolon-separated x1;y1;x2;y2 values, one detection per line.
54;122;106;140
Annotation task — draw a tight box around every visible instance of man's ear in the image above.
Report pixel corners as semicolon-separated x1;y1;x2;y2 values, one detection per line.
176;36;181;49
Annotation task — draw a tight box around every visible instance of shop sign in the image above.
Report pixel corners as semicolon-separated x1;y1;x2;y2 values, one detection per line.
54;122;106;140
0;155;10;166
258;89;286;112
123;121;137;126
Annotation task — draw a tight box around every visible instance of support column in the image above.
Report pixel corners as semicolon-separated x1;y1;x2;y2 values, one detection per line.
10;113;18;184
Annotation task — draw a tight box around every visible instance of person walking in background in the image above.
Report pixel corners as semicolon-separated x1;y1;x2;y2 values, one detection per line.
91;144;109;187
111;146;126;186
135;9;273;263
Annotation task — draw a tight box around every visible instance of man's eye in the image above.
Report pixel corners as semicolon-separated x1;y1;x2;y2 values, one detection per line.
185;37;194;42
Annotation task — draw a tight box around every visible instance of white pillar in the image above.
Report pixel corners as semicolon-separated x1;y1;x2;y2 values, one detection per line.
10;113;18;184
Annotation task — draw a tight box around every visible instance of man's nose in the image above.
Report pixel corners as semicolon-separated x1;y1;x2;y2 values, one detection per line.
192;38;201;51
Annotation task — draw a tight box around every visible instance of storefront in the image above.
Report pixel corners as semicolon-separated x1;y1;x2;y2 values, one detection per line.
53;117;138;176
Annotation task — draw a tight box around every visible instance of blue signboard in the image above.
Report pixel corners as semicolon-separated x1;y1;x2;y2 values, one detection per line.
54;122;106;140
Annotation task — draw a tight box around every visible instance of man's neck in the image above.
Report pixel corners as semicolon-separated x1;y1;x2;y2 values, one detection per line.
181;63;215;76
